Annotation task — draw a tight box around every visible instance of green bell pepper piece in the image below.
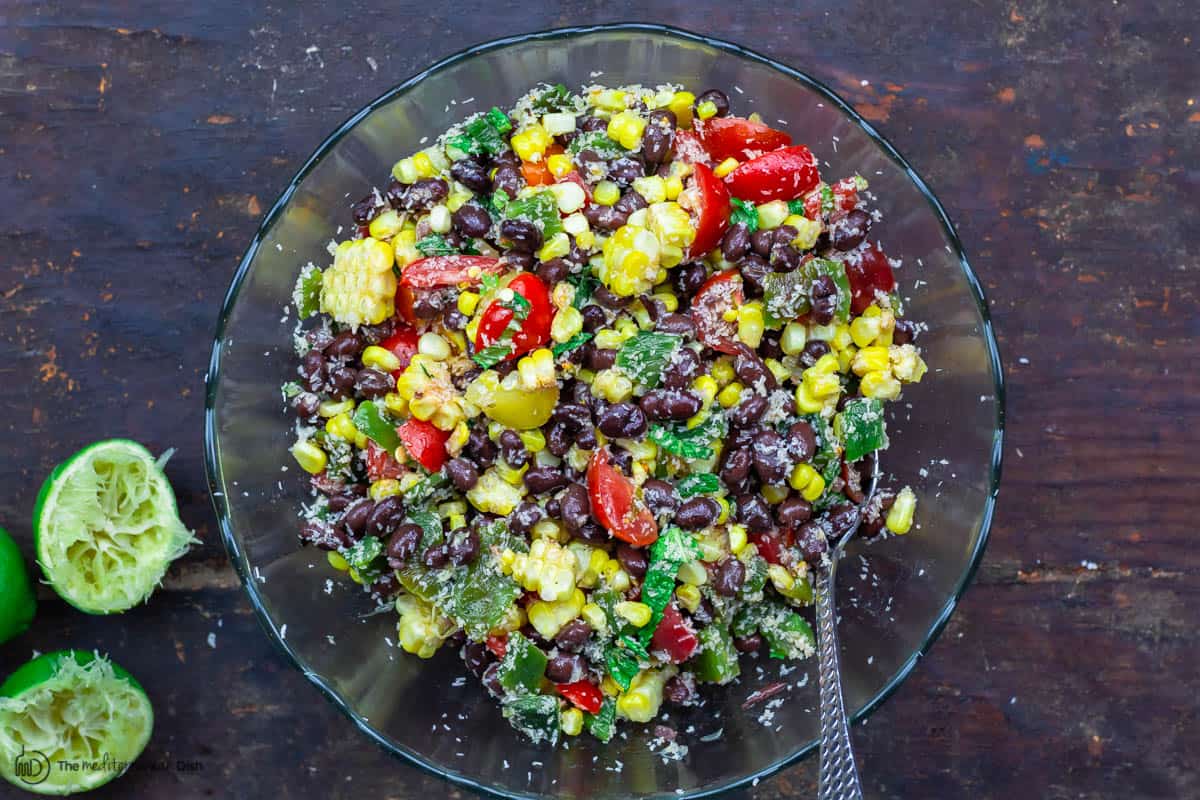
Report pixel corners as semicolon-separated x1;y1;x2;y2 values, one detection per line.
586;697;618;743
497;632;547;694
352;402;400;451
837;398;889;462
761;604;816;660
605;644;640;692
502;694;560;746
689;624;741;684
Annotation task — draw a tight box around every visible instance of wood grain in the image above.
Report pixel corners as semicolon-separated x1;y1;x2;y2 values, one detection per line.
2;1;1197;798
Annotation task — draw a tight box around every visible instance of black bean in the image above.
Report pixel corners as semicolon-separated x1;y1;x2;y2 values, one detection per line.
593;285;631;309
663;675;695;705
482;663;504;697
641;109;677;164
640;389;702;421
445;309;469;331
750;228;775;257
893;320;917;345
574;520;608;543
734;344;775;390
299;520;333;549
641;478;679;516
721;222;752;262
410;290;448;320
341;499;373;539
657;313;696;339
786;420;817;463
752;429;791;484
466;427;497;466
580;115;607;133
771;243;803;272
662;348;700;390
498;429;529;468
365;496;404;538
609;156;644;186
695;89;731;117
522;465;566;495
736;494;774;533
796;521;828;565
536;257;569;286
720;448;754;489
826;503;860;540
493;165;523;199
586;346;617;371
713;557;746;596
581;304;608;332
325;330;364;359
499;218;542;252
370;573;400;599
446;458;480;492
582;200;626;231
832;209;873;252
400;178;448;213
386;523;423;566
674;262;708;299
576;427;597;450
292;392;320;420
351;191;384;224
737;254;771;297
384;179;408;209
448;528;481;565
759;330;783;360
463;641;492;677
554;619;592;653
597;402;648;439
691;599;716;626
355;368;393;399
422;543;451;569
545;653;583;684
810;275;838;325
800;340;831;368
545;423;573;457
560;484;592;535
675;497;720;529
616;544;649;578
730;394;768;428
552;403;592;433
613;190;648;217
452;202;491;238
450;157;491;193
509;501;544;536
734;633;764;653
359;319;395;345
777;496;814;528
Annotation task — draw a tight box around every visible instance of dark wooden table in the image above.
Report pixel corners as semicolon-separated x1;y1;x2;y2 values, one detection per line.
2;2;1197;798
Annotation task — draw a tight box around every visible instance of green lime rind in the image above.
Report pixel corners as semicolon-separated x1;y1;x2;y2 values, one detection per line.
33;439;197;615
0;527;37;645
0;650;153;796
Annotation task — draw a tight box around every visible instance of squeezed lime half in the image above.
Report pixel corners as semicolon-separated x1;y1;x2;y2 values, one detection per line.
0;650;153;795
0;527;37;644
33;439;196;614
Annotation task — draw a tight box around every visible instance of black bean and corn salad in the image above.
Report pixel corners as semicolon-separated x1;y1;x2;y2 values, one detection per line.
285;83;927;745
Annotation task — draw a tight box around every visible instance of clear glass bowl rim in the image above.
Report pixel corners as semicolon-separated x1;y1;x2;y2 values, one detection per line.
203;21;1006;799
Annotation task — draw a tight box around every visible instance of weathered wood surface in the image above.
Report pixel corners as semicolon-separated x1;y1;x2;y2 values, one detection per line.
1;1;1197;798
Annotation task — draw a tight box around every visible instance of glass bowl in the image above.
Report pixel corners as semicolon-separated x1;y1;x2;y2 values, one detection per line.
204;23;1004;800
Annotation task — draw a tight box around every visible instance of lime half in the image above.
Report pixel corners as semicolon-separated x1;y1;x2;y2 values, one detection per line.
0;527;37;644
0;650;153;795
33;440;197;614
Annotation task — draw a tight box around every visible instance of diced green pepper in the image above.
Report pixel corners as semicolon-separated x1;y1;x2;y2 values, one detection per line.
502;694;560;746
739;553;769;599
761;606;816;660
497;632;547;694
568;131;627;159
352;402;400;451
689;624;741;684
448;107;512;158
837;398;889;462
503;190;562;237
292;264;322;318
676;473;720;498
585;697;617;743
605;644;640;691
762;269;810;325
729;197;760;232
343;535;381;572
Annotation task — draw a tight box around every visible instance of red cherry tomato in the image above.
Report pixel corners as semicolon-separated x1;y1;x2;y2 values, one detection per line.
843;242;896;315
833;177;861;212
365;441;403;482
485;634;508;660
396;255;504;323
587;449;658;546
694;116;793;162
379;325;419;376
683;162;731;258
671;130;712;166
650;603;699;663
555;680;604;714
474;272;553;361
690;269;744;355
396;418;450;473
724;145;820;204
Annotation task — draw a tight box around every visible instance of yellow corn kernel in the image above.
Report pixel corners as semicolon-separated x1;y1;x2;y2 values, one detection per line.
886;487;918;534
370;478;402;500
605;563;632;593
466;469;525;516
850;315;883;348
788;463;826;502
538;231;571;262
488;604;526;637
396;594;454;659
668;91;696;126
291;440;327;474
496;460;528;487
317;398;355;418
615;601;653;628
675;583;702;613
444;420;470;457
533;519;566;544
412;151;436;178
576;230;596;250
663;173;684;200
392;228;420;267
325;412;357;441
777;322;806;357
589;368;631;403
456;290;480;317
601;675;622;697
852;345;891;377
392;156;418;183
717;381;743;409
890;344;928;383
696;100;719;120
715;496;731;524
617;666;677;723
767;563;795;594
700;358;730;389
607;111;647;150
362;345;402;373
327;551;349;571
860;370;902;400
737;302;765;348
692;374;719;402
507;538;577;602
528;588;586;639
446;189;473;213
427;204;451;234
803;370;841;400
632;176;667;204
760;483;788;505
367;209;402;240
874;308;896;346
787;214;823;250
592;88;628;111
837;345;856;374
713;157;740;178
812;352;840;375
548;307;583;349
594;180;621;206
546;152;574;178
417;332;451;361
561;707;584;737
765;358;790;385
830;324;853;353
794;382;824;414
728;524;748;556
757;200;789;230
320;238;396;326
650;292;678;314
677;559;708;586
511;124;552;162
646;202;696;249
581;602;608;634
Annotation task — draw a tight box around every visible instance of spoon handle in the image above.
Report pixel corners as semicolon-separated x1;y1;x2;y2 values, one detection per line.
816;560;864;800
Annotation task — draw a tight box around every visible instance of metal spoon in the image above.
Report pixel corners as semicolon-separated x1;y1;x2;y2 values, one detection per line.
814;456;879;800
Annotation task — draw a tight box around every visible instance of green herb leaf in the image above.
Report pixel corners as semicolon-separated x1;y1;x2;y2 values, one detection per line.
676;473;721;498
479;272;501;296
636;526;701;642
344;536;382;572
293;264;323;318
552;331;593;357
606;644;640;691
730;198;760;232
616;331;682;388
415;234;457;257
402;471;451;508
585;697;617;743
568;271;598;309
787;199;807;217
352;402;401;451
502;694;560;746
407;508;443;550
503;190;563;238
648;413;727;461
530;83;571;112
837;397;888;462
568;130;628;159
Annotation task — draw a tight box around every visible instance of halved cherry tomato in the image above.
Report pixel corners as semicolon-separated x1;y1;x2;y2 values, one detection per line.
683;162;730;258
379;325;419;376
396;418;449;473
486;634;508;660
694;116;793;162
671;130;712;166
555;680;603;714
690;269;744;355
587;449;658;546
520;144;563;186
833;177;861;212
724;145;820;204
843;242;896;315
474;272;553;361
396;255;504;323
365;441;403;481
650;603;699;663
